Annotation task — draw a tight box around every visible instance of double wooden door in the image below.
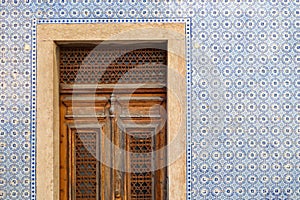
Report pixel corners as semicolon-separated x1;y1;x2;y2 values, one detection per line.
58;44;168;200
59;89;167;200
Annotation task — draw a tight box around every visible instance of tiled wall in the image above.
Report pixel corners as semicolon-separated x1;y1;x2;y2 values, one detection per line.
1;0;300;199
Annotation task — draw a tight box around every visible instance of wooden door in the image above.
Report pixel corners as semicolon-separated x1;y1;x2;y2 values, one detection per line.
58;43;168;200
59;91;167;200
112;94;167;200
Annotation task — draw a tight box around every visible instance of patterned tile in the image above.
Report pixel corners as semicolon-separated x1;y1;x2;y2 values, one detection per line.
0;0;300;199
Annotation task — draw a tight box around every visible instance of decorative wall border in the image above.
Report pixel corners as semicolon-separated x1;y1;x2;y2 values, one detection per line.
31;17;191;200
31;18;37;200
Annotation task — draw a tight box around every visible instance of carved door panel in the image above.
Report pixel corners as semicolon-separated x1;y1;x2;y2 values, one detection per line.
112;95;167;200
60;95;113;200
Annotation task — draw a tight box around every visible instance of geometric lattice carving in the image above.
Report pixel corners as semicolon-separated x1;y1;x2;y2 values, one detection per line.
128;132;154;200
74;131;98;200
59;47;167;84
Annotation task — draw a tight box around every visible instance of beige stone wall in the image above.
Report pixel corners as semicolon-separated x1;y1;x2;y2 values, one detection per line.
37;23;186;200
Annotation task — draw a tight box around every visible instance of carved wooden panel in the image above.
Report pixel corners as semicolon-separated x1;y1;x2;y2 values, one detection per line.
115;95;167;200
59;46;167;84
59;96;111;200
128;131;154;200
71;129;100;200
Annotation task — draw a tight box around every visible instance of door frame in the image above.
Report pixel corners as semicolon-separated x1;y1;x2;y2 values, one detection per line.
36;23;186;200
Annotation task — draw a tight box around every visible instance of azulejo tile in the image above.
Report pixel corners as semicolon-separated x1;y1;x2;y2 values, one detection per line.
0;0;300;199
